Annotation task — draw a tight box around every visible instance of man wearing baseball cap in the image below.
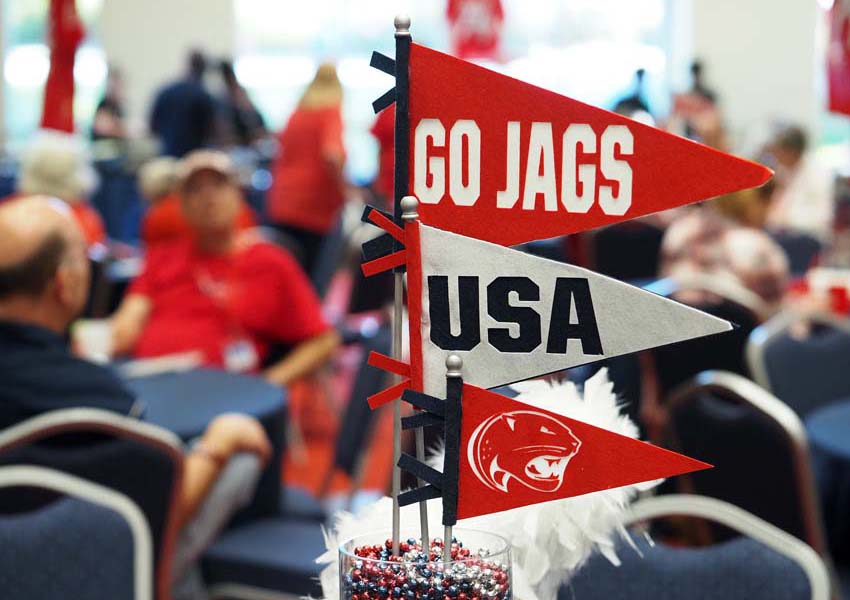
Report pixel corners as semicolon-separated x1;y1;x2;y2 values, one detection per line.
111;150;339;383
138;155;256;248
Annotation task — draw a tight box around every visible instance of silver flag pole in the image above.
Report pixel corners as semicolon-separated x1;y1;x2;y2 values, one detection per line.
390;13;411;557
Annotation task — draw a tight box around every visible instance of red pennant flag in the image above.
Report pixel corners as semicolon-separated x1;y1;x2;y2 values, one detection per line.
407;44;771;246
456;384;710;520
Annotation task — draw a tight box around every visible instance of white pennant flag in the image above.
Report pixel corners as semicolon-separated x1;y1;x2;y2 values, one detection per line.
407;222;733;397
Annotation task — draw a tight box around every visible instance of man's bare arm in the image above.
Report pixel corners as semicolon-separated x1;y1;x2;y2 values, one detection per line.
263;329;340;387
110;294;152;355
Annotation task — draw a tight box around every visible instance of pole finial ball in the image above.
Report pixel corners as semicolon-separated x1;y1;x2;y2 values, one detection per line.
400;195;419;220
394;14;411;33
446;354;463;377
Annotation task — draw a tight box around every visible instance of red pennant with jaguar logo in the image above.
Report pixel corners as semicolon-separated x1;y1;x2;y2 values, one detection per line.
457;384;710;519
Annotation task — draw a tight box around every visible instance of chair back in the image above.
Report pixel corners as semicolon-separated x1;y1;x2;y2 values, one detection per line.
83;254;108;318
0;465;152;600
652;298;759;396
311;219;348;298
748;313;850;417
561;494;828;600
332;323;393;477
257;226;305;265
664;371;828;555
770;231;822;276
0;409;183;600
591;222;664;281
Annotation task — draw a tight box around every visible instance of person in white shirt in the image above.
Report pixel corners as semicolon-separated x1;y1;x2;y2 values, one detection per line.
766;125;835;243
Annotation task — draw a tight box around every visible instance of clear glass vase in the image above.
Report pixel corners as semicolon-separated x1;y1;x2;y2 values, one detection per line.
339;528;512;600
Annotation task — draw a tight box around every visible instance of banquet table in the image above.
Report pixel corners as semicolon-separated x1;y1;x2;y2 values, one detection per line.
123;368;287;520
805;399;850;559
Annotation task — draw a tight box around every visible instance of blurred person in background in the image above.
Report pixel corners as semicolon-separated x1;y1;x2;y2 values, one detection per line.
266;63;346;274
765;124;835;243
668;60;727;149
138;156;185;244
638;198;789;440
138;156;256;247
370;105;395;210
7;130;105;248
642;196;788;438
660;199;789;312
712;179;775;229
689;60;717;104
343;105;396;314
91;65;127;141
217;59;267;147
613;68;652;120
150;50;216;157
0;196;272;599
111;150;339;383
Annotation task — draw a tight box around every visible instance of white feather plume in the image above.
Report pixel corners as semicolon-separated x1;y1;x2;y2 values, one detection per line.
317;368;657;600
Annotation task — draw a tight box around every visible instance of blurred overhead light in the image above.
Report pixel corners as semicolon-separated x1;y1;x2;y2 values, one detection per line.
234;55;316;88
4;45;49;88
74;46;107;86
337;57;395;89
5;44;106;88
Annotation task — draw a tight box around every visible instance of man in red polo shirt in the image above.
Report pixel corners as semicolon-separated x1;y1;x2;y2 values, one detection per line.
111;150;339;385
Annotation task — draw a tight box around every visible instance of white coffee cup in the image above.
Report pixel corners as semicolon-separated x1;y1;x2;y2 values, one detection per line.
74;319;114;364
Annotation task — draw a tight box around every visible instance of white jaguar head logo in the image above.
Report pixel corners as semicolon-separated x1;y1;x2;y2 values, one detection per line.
467;410;581;493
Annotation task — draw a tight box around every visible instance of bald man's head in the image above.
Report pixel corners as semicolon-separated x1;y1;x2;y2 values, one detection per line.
0;197;89;327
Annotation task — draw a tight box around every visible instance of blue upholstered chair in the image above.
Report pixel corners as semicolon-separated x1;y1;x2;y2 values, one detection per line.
0;465;152;600
769;231;821;276
561;494;829;600
747;312;850;418
282;323;393;521
310;219;348;298
202;324;393;598
0;409;184;600
652;297;759;397
203;517;327;599
664;371;829;557
590;221;664;282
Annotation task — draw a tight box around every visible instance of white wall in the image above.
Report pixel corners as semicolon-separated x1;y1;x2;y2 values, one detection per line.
95;0;823;152
99;0;235;131
691;0;822;153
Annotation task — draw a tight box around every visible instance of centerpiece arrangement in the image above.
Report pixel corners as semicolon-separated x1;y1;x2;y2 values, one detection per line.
339;529;511;600
326;15;772;599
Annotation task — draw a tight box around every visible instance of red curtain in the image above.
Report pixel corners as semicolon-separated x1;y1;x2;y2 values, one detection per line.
40;0;84;132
